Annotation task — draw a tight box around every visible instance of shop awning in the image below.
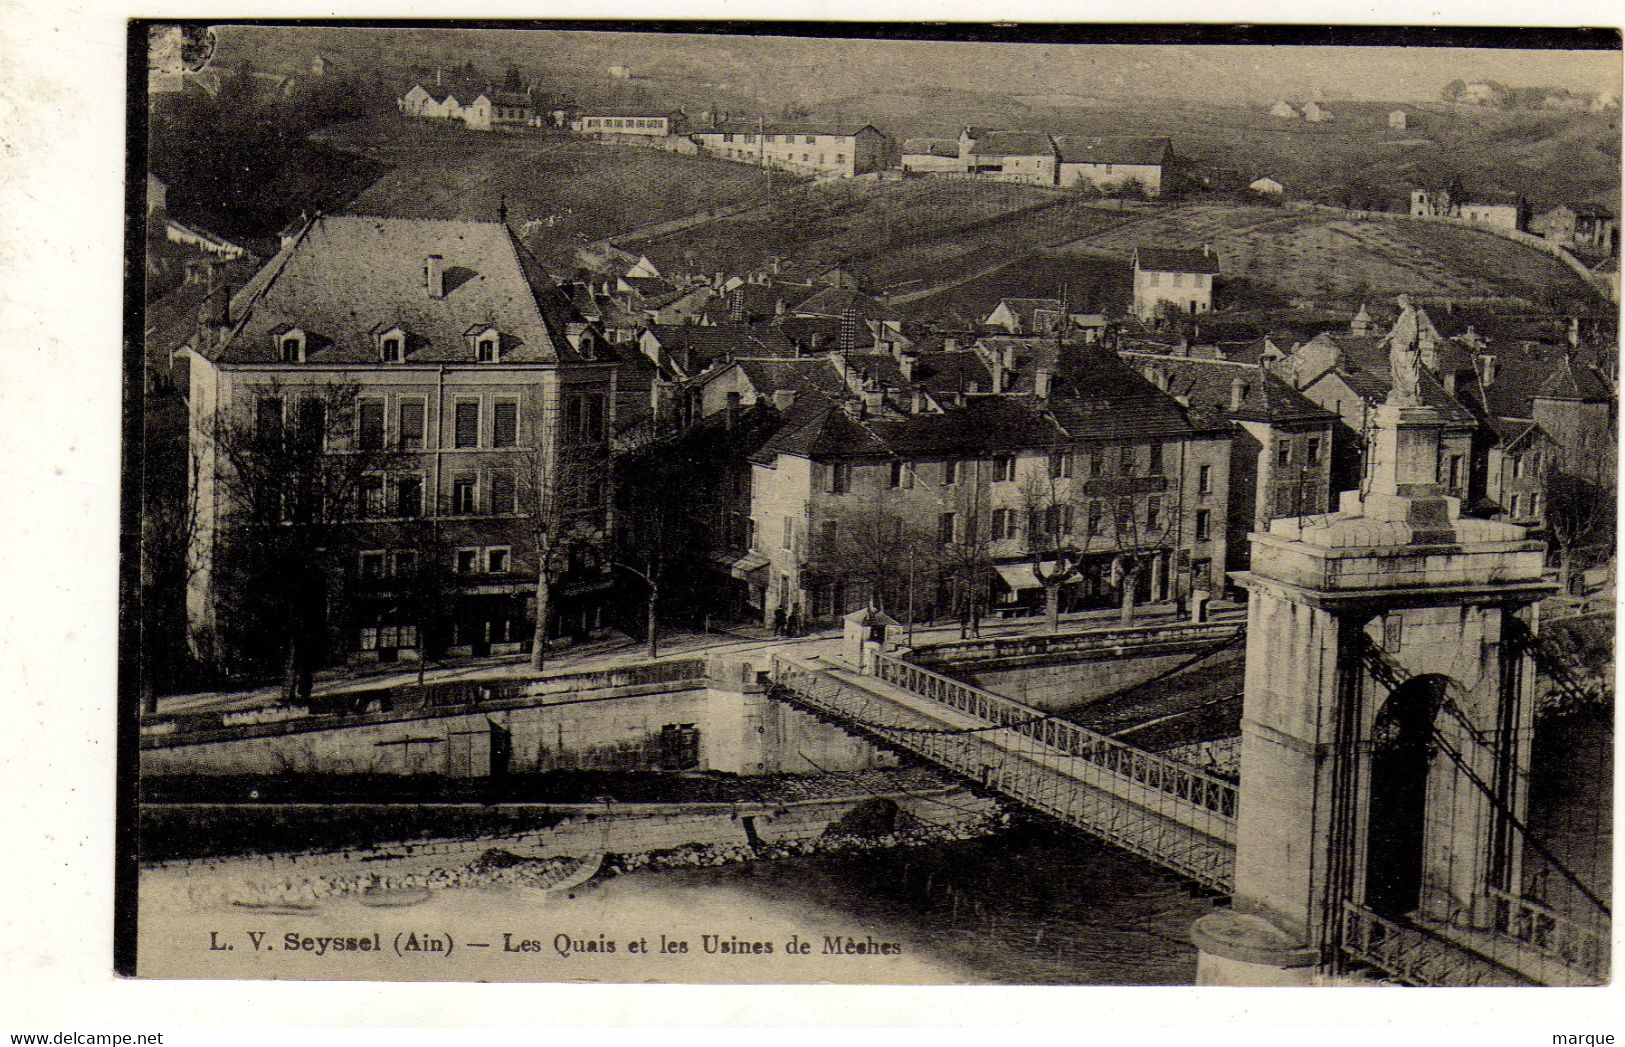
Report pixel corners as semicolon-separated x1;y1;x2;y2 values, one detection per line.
727;551;771;580
993;561;1060;591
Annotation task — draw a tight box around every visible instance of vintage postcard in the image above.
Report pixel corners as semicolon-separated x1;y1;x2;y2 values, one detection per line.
123;20;1618;987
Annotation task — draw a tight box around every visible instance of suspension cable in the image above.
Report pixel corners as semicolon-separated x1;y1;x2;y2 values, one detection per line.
774;628;1244;739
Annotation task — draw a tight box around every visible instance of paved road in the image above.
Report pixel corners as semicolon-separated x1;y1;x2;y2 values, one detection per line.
155;599;1244;716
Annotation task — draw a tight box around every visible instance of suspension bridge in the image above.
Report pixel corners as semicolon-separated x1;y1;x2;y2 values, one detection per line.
766;616;1609;987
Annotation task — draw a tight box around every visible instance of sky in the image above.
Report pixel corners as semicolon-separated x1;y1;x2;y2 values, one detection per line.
220;25;1622;107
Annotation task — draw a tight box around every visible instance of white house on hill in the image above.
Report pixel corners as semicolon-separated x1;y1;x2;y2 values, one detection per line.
1132;245;1220;320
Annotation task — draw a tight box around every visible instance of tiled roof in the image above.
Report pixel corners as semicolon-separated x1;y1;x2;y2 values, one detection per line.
968;131;1056;158
772;315;849;350
1053;135;1171;167
698;121;876;138
579;106;681;118
1046;348;1217;441
205;215;586;366
621;275;677;298
870;396;1064;457
1313;366;1478;425
644;323;798;365
794;287;903;323
1134;247;1221;275
989;298;1063;329
1120;353;1337;425
1536;354;1613;402
902;138;960;158
733;357;850;399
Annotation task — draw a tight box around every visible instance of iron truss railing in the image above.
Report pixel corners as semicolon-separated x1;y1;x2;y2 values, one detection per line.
1340;902;1533;987
1486;886;1611;984
769;655;1236;892
871;652;1240;820
1355;634;1611;986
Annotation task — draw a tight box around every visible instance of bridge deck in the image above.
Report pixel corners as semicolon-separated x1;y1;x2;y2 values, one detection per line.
770;653;1237;892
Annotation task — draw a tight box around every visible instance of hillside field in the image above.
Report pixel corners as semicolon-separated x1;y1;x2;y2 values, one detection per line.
322;117;781;267
632;177;1158;291
1055;202;1600;309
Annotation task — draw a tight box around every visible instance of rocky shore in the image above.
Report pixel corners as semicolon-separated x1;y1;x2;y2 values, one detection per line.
220;805;1008;910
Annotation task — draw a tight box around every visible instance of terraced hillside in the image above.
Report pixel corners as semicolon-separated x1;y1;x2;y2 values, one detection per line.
634;177;1138;291
1052;202;1600;308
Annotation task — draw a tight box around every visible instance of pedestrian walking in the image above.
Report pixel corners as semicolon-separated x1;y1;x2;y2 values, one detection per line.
772;606;787;637
786;606;802;638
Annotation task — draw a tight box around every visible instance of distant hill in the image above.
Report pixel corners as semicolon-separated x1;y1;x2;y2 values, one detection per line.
208;26;1620;112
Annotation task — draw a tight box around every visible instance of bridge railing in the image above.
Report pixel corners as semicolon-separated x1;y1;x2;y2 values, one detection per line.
1486;886;1610;981
1339;902;1531;987
907;619;1241;665
769;654;1235;891
871;651;1238;820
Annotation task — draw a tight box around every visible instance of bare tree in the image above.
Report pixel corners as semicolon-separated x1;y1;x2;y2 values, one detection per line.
814;493;916;613
518;404;609;671
1070;473;1182;627
1016;463;1084;633
205;380;398;701
935;462;997;638
139;442;201;713
1543;466;1615;595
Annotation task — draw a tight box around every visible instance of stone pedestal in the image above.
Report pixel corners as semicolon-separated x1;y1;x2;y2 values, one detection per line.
1192;391;1552;984
1191;910;1319;986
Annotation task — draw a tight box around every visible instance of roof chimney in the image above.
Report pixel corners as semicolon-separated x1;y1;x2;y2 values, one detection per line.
910;386;925;414
898;351;916;381
1569;316;1581;348
426;254;445;299
1479;353;1498;386
1230;376;1247;411
944;336;960;354
1034;365;1053;399
772;388;797;412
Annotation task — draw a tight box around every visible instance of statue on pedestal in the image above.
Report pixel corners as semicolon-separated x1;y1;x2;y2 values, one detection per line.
1385;294;1425;405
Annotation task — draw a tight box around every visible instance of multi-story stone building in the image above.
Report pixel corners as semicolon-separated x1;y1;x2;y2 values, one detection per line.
690;123;891;179
181;214;618;668
730;347;1232;626
1123;353;1338;578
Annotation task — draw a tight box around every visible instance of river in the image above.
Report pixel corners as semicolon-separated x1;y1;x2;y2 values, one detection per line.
137;822;1213;984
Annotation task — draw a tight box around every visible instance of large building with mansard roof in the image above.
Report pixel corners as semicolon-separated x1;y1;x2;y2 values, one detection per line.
181;214;620;667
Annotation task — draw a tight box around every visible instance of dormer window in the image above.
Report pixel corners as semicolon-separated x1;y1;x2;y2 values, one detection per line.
373;324;407;363
466;324;501;363
271;325;306;363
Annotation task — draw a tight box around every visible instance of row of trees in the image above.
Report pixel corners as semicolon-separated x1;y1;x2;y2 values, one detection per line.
140;382;616;708
812;464;1186;636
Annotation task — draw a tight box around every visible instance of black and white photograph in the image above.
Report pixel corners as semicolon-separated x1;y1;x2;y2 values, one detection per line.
116;20;1617;989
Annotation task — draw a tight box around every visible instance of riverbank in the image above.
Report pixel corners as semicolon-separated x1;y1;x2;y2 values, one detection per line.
213;802;1008;910
136;820;1212;983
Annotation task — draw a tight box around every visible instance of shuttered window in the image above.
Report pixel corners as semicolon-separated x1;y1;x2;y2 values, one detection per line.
398;400;425;450
454;400;479;449
490;470;516;514
358;400;384;450
492;400;518;448
256;397;284;439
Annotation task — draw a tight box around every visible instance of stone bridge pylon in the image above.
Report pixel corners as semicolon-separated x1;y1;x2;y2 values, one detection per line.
1192;365;1555;984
